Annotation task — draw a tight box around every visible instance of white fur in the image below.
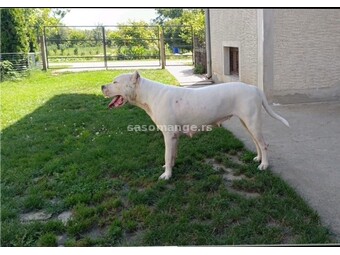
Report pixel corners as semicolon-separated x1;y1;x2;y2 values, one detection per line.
102;71;289;180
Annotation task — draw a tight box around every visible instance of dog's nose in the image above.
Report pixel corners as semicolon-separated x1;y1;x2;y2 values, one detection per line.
101;85;106;91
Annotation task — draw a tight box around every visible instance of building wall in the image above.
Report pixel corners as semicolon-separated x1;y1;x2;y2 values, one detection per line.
271;9;340;103
209;9;258;85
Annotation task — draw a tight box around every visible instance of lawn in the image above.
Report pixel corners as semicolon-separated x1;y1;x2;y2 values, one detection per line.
0;70;333;246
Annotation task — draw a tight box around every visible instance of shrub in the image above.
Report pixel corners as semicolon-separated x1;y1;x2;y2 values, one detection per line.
0;60;20;81
194;63;205;74
131;46;147;59
48;44;58;56
60;44;67;56
74;47;78;55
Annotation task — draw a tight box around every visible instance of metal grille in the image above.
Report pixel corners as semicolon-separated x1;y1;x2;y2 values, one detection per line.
229;47;239;75
43;25;193;70
0;53;29;71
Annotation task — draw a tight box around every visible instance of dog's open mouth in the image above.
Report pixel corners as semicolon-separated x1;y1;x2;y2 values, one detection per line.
108;95;125;109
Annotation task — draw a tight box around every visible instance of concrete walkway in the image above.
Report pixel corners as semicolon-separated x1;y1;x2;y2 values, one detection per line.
165;65;213;86
222;101;340;241
167;66;340;240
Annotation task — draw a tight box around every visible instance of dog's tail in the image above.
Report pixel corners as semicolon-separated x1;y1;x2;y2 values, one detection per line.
259;90;290;128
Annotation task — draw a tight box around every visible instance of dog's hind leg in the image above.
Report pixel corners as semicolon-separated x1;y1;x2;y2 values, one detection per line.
239;119;262;162
159;131;178;180
240;116;269;170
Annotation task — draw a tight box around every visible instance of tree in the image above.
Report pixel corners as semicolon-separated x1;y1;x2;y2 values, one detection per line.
107;20;158;54
68;29;87;46
46;26;70;50
24;8;69;51
1;8;68;53
153;9;205;46
88;26;103;47
153;9;184;25
179;9;205;45
1;9;29;53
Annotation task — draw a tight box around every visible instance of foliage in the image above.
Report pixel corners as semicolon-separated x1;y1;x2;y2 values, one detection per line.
46;26;70;50
1;8;68;53
153;9;184;25
161;19;184;49
45;26;104;53
193;63;205;74
42;10;202;61
45;26;160;61
23;8;68;51
180;9;205;45
68;29;87;46
0;60;20;81
107;20;159;55
1;9;29;53
154;9;205;45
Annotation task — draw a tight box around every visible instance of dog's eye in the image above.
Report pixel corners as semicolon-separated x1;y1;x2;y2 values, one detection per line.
113;81;118;84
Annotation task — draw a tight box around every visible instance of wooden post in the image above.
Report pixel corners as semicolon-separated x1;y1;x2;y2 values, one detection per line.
160;29;165;69
40;36;48;71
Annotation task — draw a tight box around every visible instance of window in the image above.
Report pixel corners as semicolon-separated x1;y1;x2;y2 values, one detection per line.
229;47;239;75
223;46;239;76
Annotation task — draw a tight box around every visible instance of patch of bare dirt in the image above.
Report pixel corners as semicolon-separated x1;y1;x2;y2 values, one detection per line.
205;158;260;199
20;211;52;223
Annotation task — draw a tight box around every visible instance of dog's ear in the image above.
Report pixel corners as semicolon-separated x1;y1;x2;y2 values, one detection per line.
131;71;140;84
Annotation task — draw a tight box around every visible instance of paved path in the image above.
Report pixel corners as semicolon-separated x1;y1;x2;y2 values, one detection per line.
165;65;213;86
222;101;340;241
52;62;213;87
50;60;193;73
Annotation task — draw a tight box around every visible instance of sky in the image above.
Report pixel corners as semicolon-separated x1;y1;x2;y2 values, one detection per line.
61;8;158;26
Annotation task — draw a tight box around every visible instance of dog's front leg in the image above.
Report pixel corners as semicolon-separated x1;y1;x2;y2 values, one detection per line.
159;131;178;180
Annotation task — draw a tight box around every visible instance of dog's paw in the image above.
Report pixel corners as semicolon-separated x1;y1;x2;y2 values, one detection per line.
258;163;268;170
253;156;261;162
159;172;172;180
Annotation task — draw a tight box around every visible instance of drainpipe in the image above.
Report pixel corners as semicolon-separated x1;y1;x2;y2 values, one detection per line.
205;9;212;79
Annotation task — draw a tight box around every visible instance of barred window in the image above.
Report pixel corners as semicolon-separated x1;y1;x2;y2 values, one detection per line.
223;46;239;76
229;47;239;75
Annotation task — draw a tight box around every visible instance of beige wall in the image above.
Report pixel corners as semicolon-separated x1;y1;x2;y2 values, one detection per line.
271;9;340;103
209;9;258;85
209;9;340;103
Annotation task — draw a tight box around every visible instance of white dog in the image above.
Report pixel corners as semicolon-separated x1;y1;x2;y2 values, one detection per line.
102;71;289;180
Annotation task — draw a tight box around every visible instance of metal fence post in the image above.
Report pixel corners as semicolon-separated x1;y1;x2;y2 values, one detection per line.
191;25;194;65
40;35;48;71
102;26;108;70
160;28;166;69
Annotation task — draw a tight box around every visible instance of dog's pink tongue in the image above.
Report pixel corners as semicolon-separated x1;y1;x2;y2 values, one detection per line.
114;96;123;107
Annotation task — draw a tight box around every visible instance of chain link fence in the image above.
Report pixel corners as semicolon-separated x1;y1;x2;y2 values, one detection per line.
0;52;41;81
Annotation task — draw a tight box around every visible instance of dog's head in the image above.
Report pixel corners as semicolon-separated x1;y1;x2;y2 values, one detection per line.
101;71;140;109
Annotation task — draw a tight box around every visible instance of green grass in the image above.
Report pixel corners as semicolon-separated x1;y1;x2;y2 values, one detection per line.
0;70;333;246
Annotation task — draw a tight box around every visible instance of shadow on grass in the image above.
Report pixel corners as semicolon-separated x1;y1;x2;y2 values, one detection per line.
1;93;333;246
1;93;163;206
